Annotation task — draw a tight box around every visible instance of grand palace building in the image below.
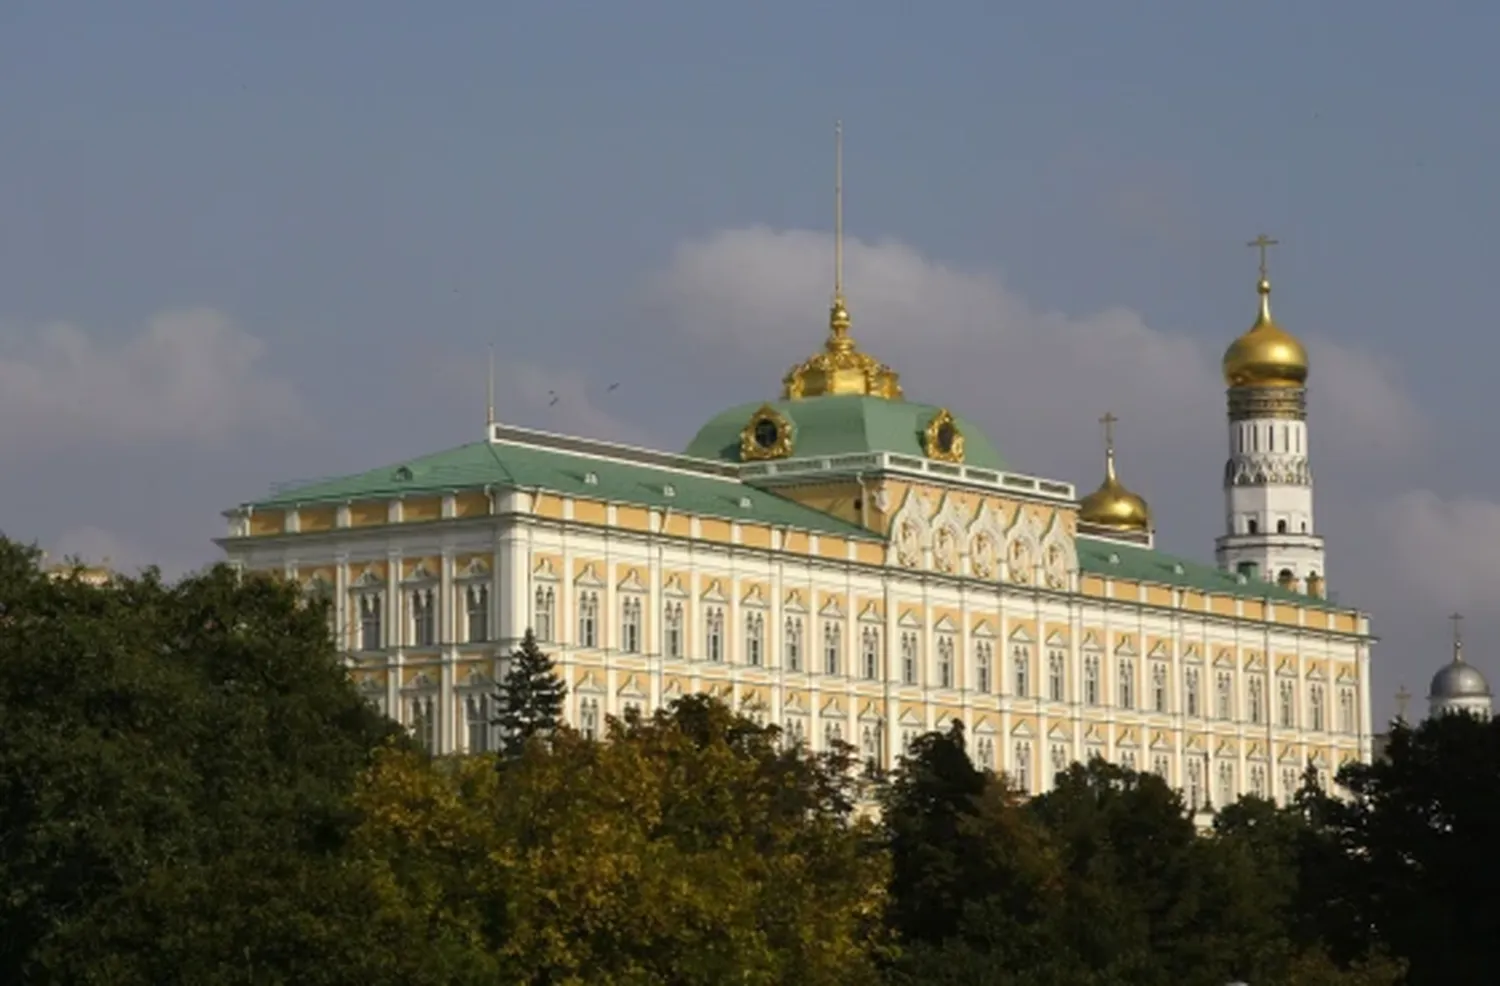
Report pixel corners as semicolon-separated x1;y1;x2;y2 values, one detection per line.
218;178;1373;814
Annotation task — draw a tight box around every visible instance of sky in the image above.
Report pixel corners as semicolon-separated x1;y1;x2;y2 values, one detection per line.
3;0;1497;722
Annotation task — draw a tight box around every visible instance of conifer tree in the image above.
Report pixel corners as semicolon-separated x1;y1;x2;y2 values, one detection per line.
493;629;568;755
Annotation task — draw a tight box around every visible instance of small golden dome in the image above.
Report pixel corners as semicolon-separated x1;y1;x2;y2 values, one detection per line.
1078;415;1151;532
1222;278;1309;388
781;296;903;400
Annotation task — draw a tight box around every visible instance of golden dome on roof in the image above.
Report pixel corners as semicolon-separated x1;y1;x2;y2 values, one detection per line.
781;297;903;400
1222;260;1308;389
1078;413;1151;533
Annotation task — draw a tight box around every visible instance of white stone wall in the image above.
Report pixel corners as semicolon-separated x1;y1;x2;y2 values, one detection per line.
226;494;1370;811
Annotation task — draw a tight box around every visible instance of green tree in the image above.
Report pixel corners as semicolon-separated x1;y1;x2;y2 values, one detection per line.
1317;712;1500;984
0;539;438;984
357;694;887;984
493;628;568;755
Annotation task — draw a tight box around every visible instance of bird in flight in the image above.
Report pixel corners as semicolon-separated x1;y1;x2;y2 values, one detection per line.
547;390;560;406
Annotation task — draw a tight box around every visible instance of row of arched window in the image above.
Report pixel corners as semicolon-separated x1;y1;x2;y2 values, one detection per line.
352;584;491;652
529;586;1359;733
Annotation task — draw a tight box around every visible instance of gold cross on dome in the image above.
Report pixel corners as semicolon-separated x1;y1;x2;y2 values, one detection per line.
1450;611;1464;643
1247;234;1279;280
1099;411;1118;452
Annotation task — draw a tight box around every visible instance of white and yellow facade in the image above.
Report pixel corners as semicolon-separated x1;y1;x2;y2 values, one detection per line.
218;246;1373;815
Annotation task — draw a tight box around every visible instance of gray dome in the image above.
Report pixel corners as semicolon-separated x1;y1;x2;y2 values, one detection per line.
1429;660;1492;700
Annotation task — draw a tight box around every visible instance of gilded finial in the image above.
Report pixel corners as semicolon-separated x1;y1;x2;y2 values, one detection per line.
1451;611;1465;663
779;120;903;401
1247;233;1279;323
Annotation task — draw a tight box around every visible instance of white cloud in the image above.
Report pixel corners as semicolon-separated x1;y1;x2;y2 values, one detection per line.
647;227;1425;477
0;308;302;447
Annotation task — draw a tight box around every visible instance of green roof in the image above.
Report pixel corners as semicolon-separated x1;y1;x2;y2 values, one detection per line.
683;395;1006;469
245;440;876;540
1076;536;1339;610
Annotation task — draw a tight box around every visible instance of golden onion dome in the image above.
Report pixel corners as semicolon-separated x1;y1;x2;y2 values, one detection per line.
1222;277;1309;388
1078;415;1151;532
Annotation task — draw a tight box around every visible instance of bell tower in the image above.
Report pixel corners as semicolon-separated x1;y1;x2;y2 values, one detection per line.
1214;235;1326;597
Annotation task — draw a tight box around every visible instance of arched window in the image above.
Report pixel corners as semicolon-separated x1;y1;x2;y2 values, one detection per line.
620;595;642;653
937;635;955;689
1048;649;1066;701
1151;662;1168;712
900;632;918;684
822;621;842;676
1013;645;1031;697
576;590;599;648
1083;655;1100;705
1216;759;1235;806
704;605;725;662
1012;741;1032;793
975;641;993;693
359;593;383;652
1310;683;1326;731
744;611;765;666
1184;668;1200;717
1117;658;1135;709
1248;675;1264;724
532;586;555;643
1247;518;1259;534
783;616;803;671
664;601;684;659
861;626;880;680
1279;679;1296;727
1216;671;1233;719
1277;519;1288;534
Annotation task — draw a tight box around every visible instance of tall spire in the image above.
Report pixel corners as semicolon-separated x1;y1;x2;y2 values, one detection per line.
829;120;852;349
1451;611;1465;663
779;120;902;401
485;343;495;428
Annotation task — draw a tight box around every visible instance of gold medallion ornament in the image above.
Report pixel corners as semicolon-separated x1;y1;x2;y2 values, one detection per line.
923;408;965;462
739;404;794;461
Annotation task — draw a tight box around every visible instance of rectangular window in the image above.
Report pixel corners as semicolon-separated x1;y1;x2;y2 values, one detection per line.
465;584;489;643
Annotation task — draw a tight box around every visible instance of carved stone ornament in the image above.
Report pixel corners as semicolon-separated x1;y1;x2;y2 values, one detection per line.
971;532;998;579
933;526;959;574
922;408;965;463
896;517;923;568
1008;538;1034;585
739;404;795;461
1043;540;1069;589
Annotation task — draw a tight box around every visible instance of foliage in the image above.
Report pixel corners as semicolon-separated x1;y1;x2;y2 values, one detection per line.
0;533;1484;983
492;628;568;755
355;694;886;984
0;540;408;983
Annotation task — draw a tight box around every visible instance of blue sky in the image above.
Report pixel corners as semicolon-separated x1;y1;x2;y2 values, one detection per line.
3;0;1497;718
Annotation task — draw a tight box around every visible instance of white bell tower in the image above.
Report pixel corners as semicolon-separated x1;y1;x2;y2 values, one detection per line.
1214;235;1327;597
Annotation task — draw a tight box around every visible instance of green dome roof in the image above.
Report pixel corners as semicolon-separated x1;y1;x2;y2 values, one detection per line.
684;395;1006;470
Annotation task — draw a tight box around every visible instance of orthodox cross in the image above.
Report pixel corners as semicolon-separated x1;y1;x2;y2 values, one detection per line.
1451;611;1465;659
1247;233;1279;280
1395;685;1411;721
1099;411;1118;453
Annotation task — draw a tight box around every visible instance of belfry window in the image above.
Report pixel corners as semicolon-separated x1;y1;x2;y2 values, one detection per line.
1277;519;1288;534
1247;518;1259;535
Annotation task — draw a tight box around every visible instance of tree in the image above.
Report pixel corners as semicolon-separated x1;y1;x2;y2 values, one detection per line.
492;628;568;755
356;694;886;984
1315;712;1500;984
0;538;425;983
